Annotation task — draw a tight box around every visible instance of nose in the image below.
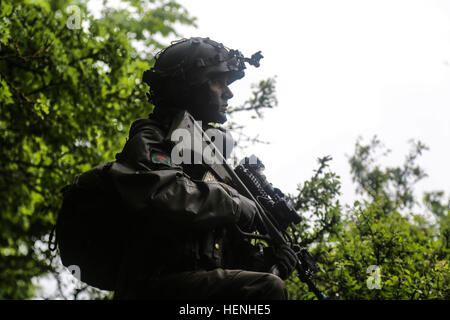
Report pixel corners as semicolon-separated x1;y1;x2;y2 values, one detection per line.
223;85;233;100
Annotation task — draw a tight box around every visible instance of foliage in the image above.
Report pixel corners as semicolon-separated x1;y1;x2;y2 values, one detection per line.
227;77;278;118
286;137;449;300
0;0;195;299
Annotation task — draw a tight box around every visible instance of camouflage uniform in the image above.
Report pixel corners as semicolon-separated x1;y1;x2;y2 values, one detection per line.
112;37;292;299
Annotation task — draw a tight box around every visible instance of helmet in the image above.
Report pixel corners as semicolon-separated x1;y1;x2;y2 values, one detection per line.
142;37;263;105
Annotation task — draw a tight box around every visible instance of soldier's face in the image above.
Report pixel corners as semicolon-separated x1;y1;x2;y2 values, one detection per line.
190;73;233;124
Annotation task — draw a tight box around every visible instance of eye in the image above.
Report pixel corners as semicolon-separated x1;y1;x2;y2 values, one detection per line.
210;75;227;86
211;78;223;85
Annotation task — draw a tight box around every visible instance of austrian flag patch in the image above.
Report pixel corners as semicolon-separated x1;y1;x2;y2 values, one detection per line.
151;151;171;166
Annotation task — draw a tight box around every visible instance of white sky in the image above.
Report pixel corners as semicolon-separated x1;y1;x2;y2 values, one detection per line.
167;0;450;208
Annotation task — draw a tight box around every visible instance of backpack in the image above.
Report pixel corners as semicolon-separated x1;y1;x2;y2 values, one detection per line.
52;162;128;291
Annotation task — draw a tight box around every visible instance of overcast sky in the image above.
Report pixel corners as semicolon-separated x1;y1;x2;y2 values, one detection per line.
161;0;450;209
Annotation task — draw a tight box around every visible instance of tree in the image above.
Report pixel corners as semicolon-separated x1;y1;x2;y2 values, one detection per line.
286;137;449;299
0;0;195;299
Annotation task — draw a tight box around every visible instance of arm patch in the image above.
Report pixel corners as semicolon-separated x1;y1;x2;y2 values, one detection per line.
151;151;171;166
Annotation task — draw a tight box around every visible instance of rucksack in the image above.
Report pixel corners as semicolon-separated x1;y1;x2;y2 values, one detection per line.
52;162;128;291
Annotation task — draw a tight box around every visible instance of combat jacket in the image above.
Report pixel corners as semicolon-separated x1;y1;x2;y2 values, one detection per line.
110;112;262;283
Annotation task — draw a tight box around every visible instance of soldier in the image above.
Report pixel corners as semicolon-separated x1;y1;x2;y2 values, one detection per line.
112;37;297;300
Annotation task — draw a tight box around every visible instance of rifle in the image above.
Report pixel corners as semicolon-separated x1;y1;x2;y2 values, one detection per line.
167;110;326;300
